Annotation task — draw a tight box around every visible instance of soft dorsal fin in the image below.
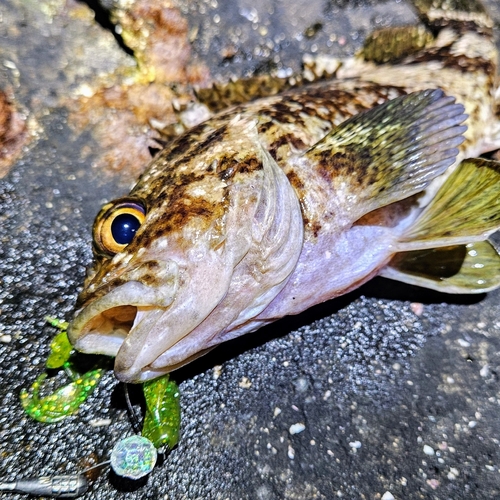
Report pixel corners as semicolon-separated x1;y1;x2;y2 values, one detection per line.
413;0;493;32
300;89;466;226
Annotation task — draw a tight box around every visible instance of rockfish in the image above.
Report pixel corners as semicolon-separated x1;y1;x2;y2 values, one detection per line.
69;0;500;382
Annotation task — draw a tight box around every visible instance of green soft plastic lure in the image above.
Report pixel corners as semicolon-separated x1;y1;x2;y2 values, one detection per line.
20;317;104;423
109;374;181;479
20;370;103;423
45;319;72;369
142;375;181;451
21;317;181;456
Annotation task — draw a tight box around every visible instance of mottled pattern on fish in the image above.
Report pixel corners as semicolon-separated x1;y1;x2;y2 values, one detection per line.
69;0;500;382
193;0;498;161
78;79;411;307
341;0;498;158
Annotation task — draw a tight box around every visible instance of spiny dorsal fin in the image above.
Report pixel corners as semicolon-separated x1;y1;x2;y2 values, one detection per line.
361;25;434;65
195;75;297;113
381;240;500;294
302;89;466;223
400;158;500;249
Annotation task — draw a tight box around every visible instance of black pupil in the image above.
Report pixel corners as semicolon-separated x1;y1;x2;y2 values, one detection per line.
111;213;141;245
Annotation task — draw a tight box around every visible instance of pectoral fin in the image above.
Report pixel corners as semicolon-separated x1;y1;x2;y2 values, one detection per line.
399;159;500;250
380;240;500;294
303;89;466;225
384;158;500;294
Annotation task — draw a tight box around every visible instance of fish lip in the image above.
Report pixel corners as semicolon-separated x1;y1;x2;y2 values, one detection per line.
68;264;178;358
113;364;169;383
113;347;215;383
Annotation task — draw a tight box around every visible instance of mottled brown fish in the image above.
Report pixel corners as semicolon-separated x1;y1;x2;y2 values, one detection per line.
69;0;500;382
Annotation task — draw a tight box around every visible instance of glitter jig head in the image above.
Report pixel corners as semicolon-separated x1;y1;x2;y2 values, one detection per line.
110;435;158;479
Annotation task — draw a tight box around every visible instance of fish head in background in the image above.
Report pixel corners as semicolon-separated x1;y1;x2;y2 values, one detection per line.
69;115;304;382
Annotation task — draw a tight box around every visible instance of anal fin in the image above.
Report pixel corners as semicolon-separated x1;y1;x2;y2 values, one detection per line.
381;240;500;294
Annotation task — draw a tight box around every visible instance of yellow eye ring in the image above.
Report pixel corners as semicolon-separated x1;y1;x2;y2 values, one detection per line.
93;199;146;256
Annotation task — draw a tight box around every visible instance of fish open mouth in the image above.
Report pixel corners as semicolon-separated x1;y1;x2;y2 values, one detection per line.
68;257;237;381
70;298;180;383
71;304;139;357
68;270;179;356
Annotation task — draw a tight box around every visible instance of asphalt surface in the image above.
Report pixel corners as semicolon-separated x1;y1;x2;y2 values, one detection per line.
1;1;500;499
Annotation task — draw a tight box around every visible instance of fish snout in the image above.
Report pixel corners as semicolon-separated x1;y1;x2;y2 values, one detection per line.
119;259;179;305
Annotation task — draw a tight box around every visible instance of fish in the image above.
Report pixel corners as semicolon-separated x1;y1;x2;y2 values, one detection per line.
68;0;500;383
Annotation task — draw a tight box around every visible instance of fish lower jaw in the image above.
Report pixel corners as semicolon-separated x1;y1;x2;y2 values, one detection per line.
114;346;216;383
69;304;182;383
74;330;126;357
113;365;170;383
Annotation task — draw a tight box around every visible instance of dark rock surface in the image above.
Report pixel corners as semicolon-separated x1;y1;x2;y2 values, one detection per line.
1;1;500;499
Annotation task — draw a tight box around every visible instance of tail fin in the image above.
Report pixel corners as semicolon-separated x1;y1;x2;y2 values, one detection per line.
381;158;500;294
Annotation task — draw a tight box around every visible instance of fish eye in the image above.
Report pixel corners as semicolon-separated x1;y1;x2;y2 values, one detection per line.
94;200;146;256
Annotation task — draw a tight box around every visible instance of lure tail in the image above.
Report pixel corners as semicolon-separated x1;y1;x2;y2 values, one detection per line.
381;158;500;293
